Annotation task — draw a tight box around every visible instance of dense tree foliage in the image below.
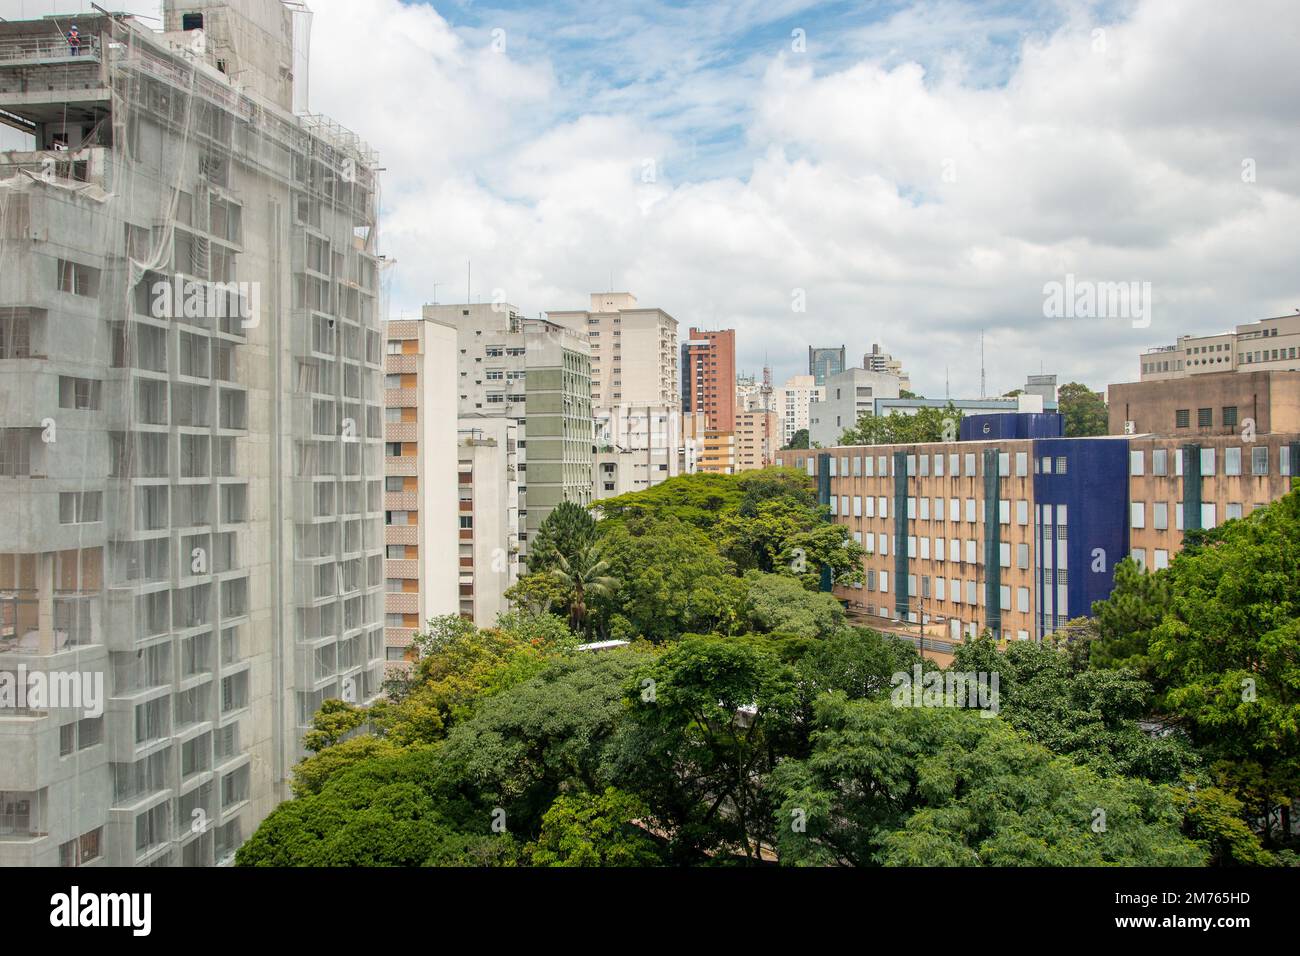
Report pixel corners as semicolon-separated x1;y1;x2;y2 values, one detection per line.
243;475;1300;867
1058;381;1109;437
838;404;963;446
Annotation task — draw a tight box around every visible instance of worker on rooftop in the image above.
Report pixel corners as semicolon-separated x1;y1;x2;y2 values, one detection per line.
68;24;81;56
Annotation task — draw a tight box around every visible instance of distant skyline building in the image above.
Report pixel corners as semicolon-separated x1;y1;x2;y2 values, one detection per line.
682;328;737;432
1138;314;1300;381
549;292;680;500
426;303;593;563
808;368;904;447
809;346;847;387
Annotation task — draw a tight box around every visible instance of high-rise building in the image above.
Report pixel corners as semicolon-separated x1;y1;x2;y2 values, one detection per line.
427;303;592;561
1138;314;1300;381
735;409;780;470
683;412;735;475
775;374;823;446
549;293;680;501
547;292;677;407
0;1;385;866
681;328;736;432
862;343;910;391
456;417;520;624
808;368;903;448
809;345;846;387
382;318;459;666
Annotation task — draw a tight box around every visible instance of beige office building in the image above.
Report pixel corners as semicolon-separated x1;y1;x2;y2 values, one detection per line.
1138;314;1300;381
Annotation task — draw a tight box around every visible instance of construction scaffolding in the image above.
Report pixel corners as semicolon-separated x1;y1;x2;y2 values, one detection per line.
0;1;387;867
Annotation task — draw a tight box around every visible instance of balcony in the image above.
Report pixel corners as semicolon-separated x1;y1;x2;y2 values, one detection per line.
0;590;101;656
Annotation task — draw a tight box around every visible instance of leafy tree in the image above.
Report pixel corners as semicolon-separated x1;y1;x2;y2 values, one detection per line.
504;569;572;617
594;517;744;641
745;572;845;638
1089;557;1171;676
838;403;962;446
438;650;652;837
951;636;1197;784
291;735;401;797
302;699;369;753
551;544;618;634
1058;381;1108;437
237;746;520;867
527;500;597;572
796;626;926;702
597;473;745;532
783;428;810;450
526;787;664;866
771;695;1206;866
1144;487;1300;845
610;636;801;862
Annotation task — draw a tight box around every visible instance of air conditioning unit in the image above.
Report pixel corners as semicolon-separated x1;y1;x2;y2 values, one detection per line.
1123;421;1137;435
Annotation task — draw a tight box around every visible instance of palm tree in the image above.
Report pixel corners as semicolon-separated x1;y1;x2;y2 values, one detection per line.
550;544;619;634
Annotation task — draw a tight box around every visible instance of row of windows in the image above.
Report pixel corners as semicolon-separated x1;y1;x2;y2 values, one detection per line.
1131;500;1260;530
832;494;1033;525
1131;445;1291;476
808;451;1068;479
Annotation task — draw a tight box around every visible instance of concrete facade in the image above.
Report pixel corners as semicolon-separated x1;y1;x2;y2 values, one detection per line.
1138;314;1300;382
808;368;903;448
1108;370;1300;438
0;2;385;866
427;303;593;564
456;417;520;625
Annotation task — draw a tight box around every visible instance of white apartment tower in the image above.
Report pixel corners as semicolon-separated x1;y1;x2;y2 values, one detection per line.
0;2;385;866
775;374;823;446
548;292;680;500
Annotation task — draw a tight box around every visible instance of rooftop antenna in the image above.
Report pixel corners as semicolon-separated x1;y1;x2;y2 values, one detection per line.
945;366;950;399
979;331;986;399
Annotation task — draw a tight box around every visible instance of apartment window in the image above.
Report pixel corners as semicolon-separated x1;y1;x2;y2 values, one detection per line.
58;376;101;410
1131;549;1147;571
1152;448;1168;476
1016;500;1028;525
1175;409;1190;428
57;259;99;297
386;340;402;355
1222;406;1238;427
1131;502;1145;529
1200;448;1216;476
1153;501;1169;530
1226;502;1243;521
58;491;102;524
1197;407;1212;427
1015;452;1028;477
1055;456;1067;474
58;828;103;867
1130;450;1144;476
1016;543;1029;569
1252;446;1269;475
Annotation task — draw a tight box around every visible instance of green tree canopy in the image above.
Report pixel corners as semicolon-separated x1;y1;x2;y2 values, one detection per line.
1057;381;1108;437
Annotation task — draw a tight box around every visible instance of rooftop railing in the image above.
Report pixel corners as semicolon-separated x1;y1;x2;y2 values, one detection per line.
0;34;101;64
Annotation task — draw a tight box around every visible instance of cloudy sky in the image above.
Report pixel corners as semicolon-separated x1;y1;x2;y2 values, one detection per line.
6;0;1299;398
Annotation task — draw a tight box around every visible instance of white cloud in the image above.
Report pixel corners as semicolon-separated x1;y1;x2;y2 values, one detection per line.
4;0;1297;397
